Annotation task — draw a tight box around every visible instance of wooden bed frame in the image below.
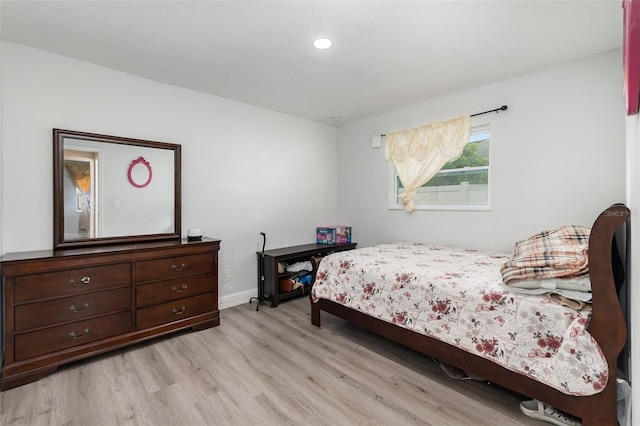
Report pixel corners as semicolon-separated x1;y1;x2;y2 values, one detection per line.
310;204;630;426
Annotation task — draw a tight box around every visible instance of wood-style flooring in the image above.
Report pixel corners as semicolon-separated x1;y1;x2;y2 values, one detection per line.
0;296;540;425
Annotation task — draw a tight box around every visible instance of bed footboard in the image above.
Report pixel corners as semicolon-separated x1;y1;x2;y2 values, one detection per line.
309;256;322;327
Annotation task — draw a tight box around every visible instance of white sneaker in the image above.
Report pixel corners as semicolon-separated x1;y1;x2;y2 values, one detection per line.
519;399;581;426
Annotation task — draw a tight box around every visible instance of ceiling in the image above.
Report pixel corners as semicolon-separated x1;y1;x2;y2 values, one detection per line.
1;1;624;126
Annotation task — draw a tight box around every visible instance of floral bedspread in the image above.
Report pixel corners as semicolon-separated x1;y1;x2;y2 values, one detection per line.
311;243;608;396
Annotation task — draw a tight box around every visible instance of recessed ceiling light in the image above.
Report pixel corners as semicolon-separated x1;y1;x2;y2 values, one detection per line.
331;116;342;121
313;37;333;50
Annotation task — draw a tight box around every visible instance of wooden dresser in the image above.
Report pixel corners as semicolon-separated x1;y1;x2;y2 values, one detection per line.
0;238;220;390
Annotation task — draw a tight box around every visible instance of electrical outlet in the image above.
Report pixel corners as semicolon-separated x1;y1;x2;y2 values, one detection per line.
222;269;231;282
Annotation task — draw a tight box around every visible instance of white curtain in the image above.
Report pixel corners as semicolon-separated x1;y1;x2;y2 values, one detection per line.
385;115;471;212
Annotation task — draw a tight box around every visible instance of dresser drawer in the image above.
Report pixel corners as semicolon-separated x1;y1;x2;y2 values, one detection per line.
136;293;216;330
136;253;214;283
14;263;131;303
15;288;131;332
136;273;214;308
15;311;132;361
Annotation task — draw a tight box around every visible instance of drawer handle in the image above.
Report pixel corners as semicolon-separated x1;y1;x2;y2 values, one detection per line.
69;276;91;286
171;263;186;271
172;306;186;315
69;302;90;312
69;328;90;339
172;284;188;293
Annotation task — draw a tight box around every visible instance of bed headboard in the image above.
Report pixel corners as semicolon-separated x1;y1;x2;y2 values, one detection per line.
587;203;631;381
613;223;631;380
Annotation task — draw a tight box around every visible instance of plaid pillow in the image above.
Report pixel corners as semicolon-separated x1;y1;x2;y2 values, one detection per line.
501;225;591;285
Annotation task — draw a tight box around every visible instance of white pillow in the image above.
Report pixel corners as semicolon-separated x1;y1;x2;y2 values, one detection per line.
499;281;592;302
507;276;591;292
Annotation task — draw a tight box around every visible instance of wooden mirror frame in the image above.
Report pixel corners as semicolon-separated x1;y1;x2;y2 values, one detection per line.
53;129;181;249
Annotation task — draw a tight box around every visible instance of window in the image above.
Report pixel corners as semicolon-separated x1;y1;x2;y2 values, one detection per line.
389;125;490;210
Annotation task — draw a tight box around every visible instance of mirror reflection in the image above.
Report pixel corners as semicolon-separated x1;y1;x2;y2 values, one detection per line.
63;153;96;239
54;129;181;249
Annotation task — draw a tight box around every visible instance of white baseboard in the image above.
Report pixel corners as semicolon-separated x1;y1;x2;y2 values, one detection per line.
219;289;258;310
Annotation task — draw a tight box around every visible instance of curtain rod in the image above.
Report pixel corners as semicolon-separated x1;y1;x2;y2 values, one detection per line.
471;105;508;117
381;105;508;137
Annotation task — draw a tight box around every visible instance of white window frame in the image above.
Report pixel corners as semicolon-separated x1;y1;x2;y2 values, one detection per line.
388;124;491;211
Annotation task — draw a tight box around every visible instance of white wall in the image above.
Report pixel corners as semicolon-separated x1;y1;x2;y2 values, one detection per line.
337;50;626;253
626;112;640;423
1;41;338;307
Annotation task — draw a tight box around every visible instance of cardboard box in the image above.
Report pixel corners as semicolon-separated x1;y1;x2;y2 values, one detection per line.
316;226;352;245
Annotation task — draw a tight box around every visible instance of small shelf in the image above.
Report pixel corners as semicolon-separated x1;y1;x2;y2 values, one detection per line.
277;286;311;302
257;243;357;308
278;271;302;279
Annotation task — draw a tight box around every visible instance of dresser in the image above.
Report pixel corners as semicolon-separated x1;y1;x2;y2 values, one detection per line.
0;238;220;390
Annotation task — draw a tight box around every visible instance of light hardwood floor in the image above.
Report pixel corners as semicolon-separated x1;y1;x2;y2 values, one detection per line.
0;296;541;425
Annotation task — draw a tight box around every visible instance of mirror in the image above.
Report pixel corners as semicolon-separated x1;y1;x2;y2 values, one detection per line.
54;129;181;249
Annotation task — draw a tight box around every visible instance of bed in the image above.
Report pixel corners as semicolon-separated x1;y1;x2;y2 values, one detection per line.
309;204;629;426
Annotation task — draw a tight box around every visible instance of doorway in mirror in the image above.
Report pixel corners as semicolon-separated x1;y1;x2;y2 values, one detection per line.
64;148;99;239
